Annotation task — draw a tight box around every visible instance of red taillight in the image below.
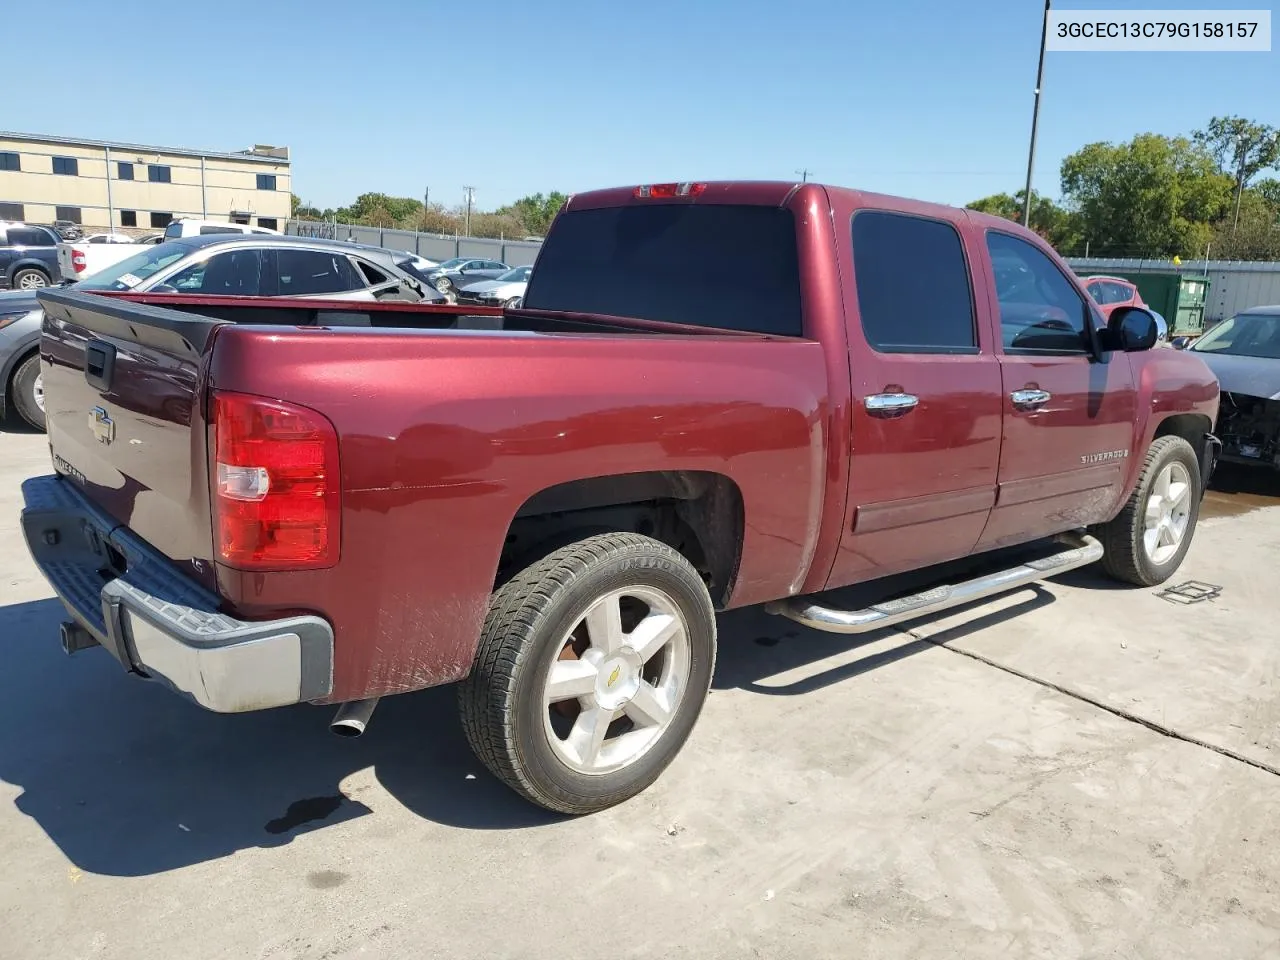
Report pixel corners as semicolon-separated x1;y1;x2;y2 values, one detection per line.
633;182;707;199
212;390;340;570
71;251;86;273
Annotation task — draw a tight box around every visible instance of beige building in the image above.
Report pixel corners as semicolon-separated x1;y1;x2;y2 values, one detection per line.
0;131;291;233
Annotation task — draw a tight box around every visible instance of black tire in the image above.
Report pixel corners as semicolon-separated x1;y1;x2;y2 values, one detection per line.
459;533;716;815
10;352;45;430
1098;435;1201;586
11;267;49;290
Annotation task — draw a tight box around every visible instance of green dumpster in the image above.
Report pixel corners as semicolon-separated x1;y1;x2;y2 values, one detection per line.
1123;272;1211;338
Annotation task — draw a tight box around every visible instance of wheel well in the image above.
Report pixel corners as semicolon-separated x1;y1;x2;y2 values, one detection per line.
1153;413;1213;465
14;264;50;278
498;471;745;608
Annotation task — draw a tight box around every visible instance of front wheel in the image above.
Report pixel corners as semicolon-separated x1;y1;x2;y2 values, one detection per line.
1098;435;1201;586
459;533;716;815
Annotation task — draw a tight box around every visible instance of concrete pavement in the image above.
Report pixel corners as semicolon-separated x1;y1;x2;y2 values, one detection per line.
1;424;1278;960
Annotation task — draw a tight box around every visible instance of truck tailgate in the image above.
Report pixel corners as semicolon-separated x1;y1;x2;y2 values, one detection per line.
36;288;223;586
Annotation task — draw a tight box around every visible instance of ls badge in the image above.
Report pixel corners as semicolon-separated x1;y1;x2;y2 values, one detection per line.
89;406;115;445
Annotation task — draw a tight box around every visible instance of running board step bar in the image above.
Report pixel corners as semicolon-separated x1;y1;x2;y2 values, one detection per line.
765;533;1104;635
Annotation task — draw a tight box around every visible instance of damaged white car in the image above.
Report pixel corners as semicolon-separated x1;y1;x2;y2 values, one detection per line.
1178;305;1280;470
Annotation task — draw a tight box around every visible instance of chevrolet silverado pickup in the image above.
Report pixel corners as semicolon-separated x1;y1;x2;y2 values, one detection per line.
22;181;1220;815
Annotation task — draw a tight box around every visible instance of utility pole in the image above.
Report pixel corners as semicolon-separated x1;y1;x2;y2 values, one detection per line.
463;185;476;237
795;169;813;183
1232;136;1247;234
1022;0;1051;229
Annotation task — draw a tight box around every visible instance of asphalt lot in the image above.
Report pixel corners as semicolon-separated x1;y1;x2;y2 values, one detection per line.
1;422;1279;960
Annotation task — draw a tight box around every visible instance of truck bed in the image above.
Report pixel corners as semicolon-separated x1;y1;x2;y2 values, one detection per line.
34;287;829;701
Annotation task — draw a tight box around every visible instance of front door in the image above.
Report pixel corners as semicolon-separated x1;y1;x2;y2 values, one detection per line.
824;208;1004;589
976;231;1138;551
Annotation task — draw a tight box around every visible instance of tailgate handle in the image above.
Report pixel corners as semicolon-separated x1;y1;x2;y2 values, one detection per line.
84;340;116;392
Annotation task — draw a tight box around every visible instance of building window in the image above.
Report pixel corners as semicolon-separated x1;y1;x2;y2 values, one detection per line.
0;152;19;172
120;210;137;228
52;156;79;176
150;211;173;228
0;201;23;220
257;217;278;231
231;213;250;225
117;162;135;180
256;174;277;191
55;206;83;224
147;164;171;183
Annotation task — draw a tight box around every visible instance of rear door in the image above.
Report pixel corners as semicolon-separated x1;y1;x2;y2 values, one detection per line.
824;206;1004;587
36;288;222;585
975;230;1137;551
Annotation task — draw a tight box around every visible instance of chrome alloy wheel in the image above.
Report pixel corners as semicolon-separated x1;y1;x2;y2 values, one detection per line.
542;586;690;775
1143;461;1192;565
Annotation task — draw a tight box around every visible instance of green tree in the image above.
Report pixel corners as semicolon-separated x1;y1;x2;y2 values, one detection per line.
497;191;568;237
1208;190;1280;260
1060;134;1232;258
1193;116;1280;194
965;189;1081;252
335;192;425;226
1252;177;1280;210
291;194;323;220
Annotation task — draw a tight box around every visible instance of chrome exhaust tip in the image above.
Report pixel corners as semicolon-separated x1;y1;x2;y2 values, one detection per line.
329;697;380;738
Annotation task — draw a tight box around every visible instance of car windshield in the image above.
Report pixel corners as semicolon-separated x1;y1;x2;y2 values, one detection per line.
496;266;531;282
395;258;436;282
1190;314;1280;359
436;258;468;269
75;241;191;290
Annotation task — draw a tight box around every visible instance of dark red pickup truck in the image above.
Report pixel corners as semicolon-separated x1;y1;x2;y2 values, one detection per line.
22;181;1220;814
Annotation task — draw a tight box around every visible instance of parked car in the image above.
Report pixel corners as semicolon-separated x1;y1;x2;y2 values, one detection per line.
3;235;443;430
82;232;136;244
457;264;532;306
1081;275;1148;320
1176;305;1280;470
21;180;1218;818
0;222;61;290
162;218;282;239
422;257;509;294
51;220;84;241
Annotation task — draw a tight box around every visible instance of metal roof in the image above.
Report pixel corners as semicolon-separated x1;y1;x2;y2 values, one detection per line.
0;131;289;165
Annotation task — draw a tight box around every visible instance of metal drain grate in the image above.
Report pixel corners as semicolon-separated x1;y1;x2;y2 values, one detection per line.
1156;580;1223;605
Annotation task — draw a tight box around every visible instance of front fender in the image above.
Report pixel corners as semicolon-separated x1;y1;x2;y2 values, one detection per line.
1122;348;1220;498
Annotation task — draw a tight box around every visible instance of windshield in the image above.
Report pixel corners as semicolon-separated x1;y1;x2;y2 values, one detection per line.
497;266;531;283
1191;314;1280;359
396;258;436;282
436;258;467;269
76;241;191;290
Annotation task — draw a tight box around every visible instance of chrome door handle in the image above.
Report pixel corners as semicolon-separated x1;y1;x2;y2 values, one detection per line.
864;392;919;417
1011;388;1051;410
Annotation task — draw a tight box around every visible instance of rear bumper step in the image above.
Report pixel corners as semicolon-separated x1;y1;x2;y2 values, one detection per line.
765;533;1103;634
20;474;334;713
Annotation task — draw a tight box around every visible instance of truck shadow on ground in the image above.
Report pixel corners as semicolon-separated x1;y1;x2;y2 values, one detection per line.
0;548;1094;879
0;598;559;879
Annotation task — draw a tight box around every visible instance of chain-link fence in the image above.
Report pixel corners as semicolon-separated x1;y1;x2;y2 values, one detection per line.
284;220;541;266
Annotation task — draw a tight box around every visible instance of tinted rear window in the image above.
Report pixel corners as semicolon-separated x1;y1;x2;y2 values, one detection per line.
524;204;802;336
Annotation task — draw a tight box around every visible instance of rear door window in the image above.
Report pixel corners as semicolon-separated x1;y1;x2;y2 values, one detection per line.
276;249;366;295
850;211;976;353
354;259;388;285
8;226;56;247
524;204;802;335
164;249;264;296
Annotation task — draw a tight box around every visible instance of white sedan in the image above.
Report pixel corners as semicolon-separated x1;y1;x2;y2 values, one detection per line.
457;265;532;307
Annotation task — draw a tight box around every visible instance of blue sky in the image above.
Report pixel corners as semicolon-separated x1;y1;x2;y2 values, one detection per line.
9;0;1276;211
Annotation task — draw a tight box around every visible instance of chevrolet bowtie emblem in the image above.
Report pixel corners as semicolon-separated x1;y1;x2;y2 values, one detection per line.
607;666;621;687
90;406;115;445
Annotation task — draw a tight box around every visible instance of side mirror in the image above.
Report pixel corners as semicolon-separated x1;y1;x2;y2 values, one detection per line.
507;297;524;309
1100;306;1159;353
149;283;179;294
1171;336;1190;350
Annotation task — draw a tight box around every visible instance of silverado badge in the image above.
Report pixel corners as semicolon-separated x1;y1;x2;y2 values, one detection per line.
89;406;115;445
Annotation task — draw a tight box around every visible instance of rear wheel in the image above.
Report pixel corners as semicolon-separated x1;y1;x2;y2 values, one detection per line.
11;353;45;430
459;533;716;815
1098;435;1200;586
12;268;49;290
